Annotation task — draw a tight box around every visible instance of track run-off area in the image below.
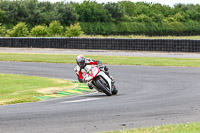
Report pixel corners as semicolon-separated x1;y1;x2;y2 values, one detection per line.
0;61;200;133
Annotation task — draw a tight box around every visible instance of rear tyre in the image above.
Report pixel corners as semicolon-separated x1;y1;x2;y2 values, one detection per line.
95;78;112;96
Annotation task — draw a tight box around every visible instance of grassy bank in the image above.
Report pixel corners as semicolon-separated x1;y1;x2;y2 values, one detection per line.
0;53;200;67
102;122;200;133
81;35;200;40
0;73;77;105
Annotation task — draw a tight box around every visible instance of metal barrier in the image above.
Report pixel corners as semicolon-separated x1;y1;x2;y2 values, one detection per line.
0;37;199;52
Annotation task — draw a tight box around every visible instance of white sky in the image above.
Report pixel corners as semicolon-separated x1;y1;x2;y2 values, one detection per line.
41;0;200;7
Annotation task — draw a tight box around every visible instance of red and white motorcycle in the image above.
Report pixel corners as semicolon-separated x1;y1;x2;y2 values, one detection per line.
75;65;118;96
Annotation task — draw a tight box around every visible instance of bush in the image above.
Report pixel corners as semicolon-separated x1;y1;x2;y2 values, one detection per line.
163;21;187;35
8;22;29;37
31;25;48;37
184;21;200;35
0;23;7;36
80;22;146;35
80;22;115;35
48;20;63;36
65;23;84;37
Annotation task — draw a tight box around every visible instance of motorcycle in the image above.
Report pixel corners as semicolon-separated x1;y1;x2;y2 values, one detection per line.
74;65;118;96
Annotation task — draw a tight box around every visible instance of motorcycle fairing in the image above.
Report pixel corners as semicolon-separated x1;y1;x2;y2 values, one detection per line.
83;65;100;82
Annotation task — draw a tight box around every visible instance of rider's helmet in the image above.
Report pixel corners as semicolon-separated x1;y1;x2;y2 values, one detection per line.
76;55;85;68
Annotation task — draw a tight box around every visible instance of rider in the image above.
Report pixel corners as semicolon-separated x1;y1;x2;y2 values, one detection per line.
75;55;114;89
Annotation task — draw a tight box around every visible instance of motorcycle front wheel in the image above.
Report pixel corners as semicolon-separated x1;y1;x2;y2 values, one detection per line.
112;84;118;95
95;77;112;96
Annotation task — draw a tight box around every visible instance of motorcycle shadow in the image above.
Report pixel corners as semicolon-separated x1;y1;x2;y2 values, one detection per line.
83;94;108;98
82;92;122;98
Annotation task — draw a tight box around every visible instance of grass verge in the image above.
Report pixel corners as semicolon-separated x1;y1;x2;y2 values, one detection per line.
0;52;200;67
81;35;200;40
102;122;200;133
0;73;77;105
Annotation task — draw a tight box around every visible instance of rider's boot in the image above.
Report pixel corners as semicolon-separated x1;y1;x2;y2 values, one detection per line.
88;82;93;89
99;65;115;84
110;76;115;84
104;66;108;71
105;71;109;75
103;66;115;84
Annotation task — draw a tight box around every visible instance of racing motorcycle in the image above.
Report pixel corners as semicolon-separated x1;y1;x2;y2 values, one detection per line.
75;65;118;96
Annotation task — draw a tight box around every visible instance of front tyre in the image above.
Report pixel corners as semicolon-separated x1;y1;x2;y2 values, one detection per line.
95;78;112;96
112;84;118;95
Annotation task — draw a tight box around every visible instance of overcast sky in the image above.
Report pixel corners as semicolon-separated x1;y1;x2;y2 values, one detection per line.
40;0;200;7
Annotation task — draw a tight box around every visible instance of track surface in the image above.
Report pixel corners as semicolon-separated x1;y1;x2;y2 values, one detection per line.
0;62;200;133
1;47;200;58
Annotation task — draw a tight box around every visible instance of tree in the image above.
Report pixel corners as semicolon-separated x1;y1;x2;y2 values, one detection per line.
0;9;7;23
26;0;57;26
75;1;112;22
132;14;152;23
0;0;19;24
104;2;125;22
134;2;151;15
120;1;136;17
54;2;78;26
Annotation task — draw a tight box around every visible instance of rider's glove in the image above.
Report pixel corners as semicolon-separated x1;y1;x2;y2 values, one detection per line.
74;66;78;72
98;64;104;71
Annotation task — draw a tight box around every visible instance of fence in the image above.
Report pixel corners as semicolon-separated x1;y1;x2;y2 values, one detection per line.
0;37;199;52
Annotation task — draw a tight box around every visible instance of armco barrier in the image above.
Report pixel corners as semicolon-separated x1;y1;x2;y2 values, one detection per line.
0;37;199;52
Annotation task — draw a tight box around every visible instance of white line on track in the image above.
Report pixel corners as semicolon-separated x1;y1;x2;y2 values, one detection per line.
60;98;102;104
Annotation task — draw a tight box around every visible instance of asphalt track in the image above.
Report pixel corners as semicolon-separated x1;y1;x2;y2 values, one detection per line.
0;62;200;133
1;47;200;58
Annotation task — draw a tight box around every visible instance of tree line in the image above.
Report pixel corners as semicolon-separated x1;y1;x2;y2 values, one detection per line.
1;0;200;36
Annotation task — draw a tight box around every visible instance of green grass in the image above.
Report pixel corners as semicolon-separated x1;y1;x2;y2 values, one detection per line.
102;122;200;133
0;52;200;67
81;35;200;40
0;73;76;105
